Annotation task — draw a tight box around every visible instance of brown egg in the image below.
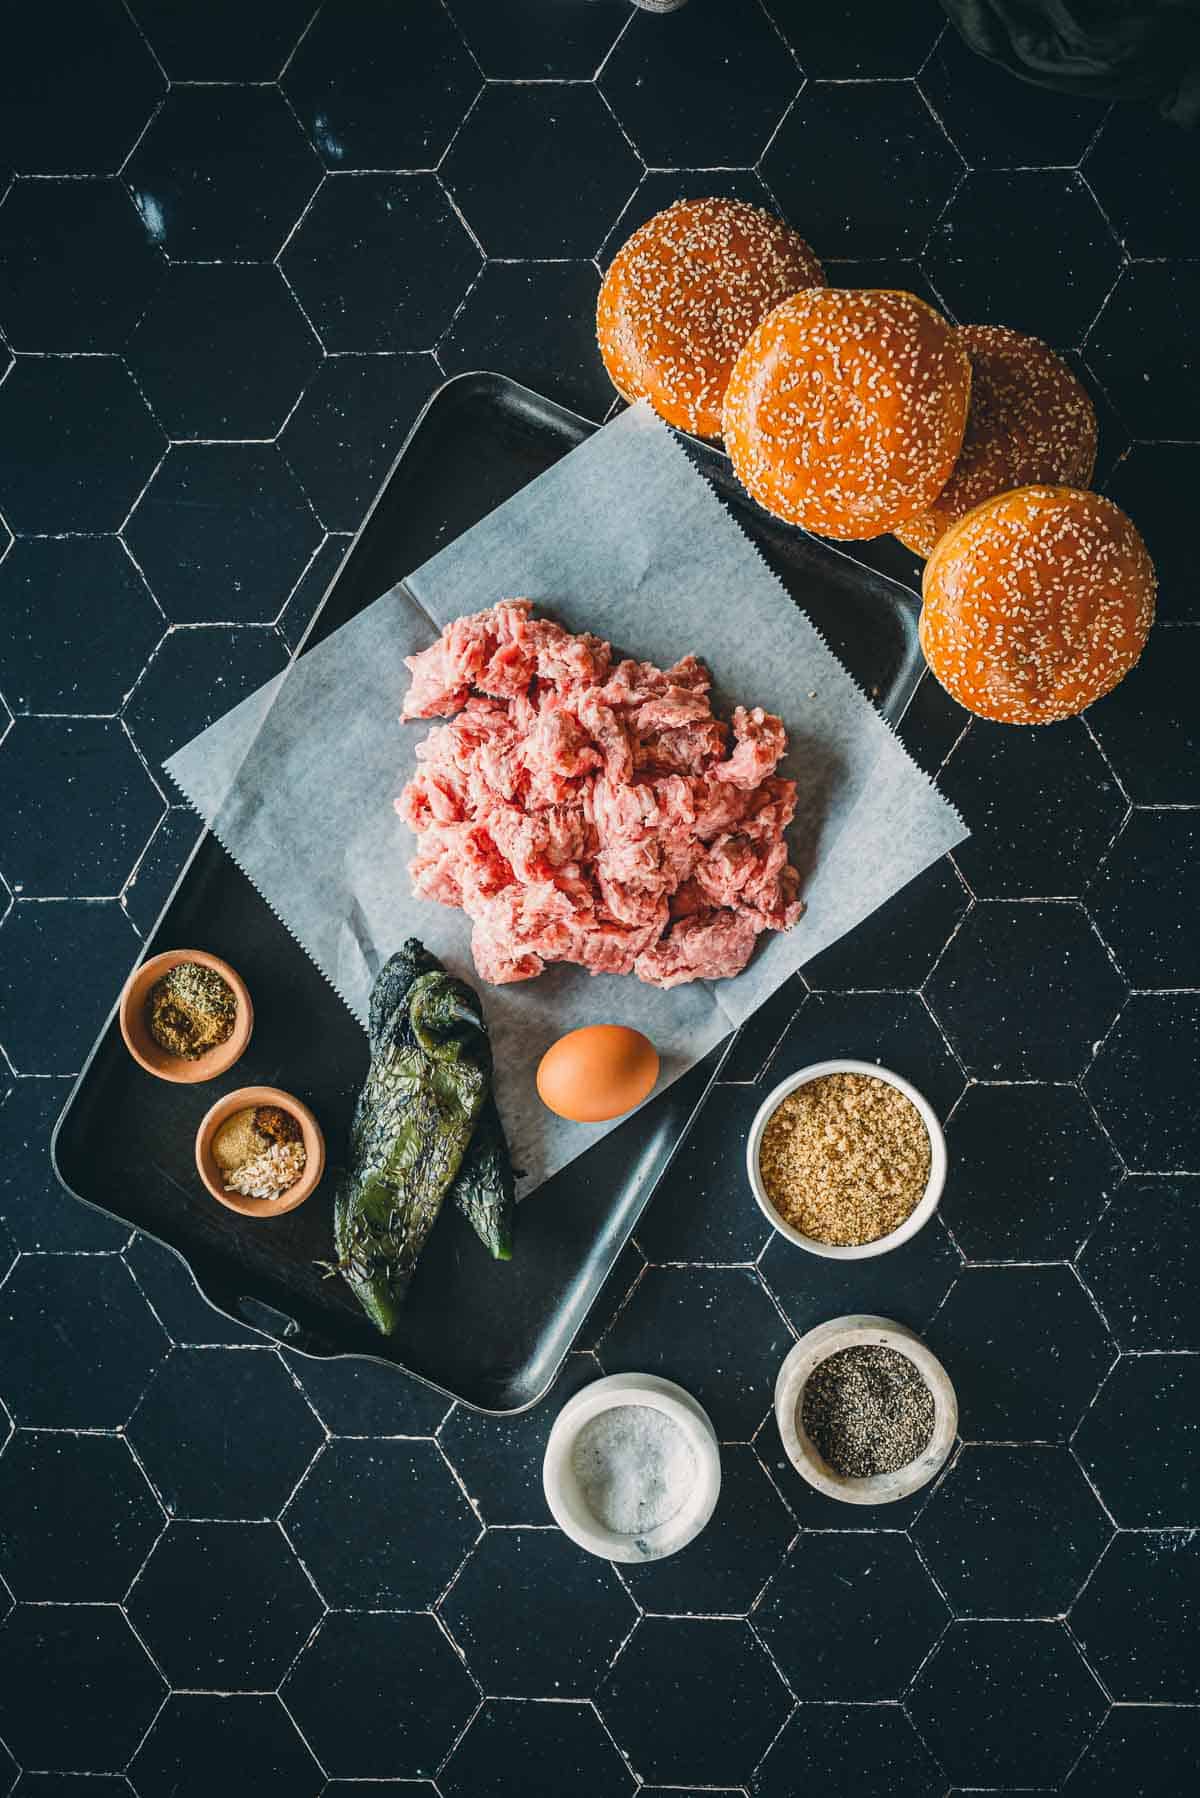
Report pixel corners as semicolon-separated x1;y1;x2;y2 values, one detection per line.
536;1026;660;1123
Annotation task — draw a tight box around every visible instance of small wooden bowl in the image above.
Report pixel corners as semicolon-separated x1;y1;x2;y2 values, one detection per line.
120;949;252;1084
195;1086;325;1218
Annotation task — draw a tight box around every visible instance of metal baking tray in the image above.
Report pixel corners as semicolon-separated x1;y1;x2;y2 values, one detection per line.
52;373;923;1414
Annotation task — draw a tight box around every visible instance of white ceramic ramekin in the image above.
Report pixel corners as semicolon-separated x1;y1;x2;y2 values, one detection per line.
542;1372;721;1562
746;1058;946;1260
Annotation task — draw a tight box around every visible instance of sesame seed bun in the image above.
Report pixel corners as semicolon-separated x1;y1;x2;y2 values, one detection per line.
596;197;824;438
896;325;1099;559
920;486;1156;725
722;288;971;540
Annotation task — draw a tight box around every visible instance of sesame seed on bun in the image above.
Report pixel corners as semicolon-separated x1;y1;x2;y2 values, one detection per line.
920;486;1156;725
721;288;971;540
596;197;825;438
896;325;1099;559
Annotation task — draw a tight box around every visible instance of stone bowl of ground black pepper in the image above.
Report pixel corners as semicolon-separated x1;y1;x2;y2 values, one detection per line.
119;949;252;1084
775;1316;957;1505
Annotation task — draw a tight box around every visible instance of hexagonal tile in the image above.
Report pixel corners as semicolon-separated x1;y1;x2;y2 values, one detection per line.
129;1695;321;1798
1085;261;1200;439
282;0;479;170
0;539;161;717
447;0;628;78
926;903;1125;1081
752;1704;943;1798
278;353;438;531
764;81;960;258
441;1700;634;1798
0;357;165;534
601;169;780;268
927;1265;1113;1442
438;1352;597;1525
1072;1532;1200;1701
940;721;1125;899
756;1533;947;1698
0;2;164;176
1104;445;1200;623
281;174;479;351
635;1082;775;1264
916;1445;1110;1616
943;1084;1120;1262
805;860;968;993
1084;104;1200;259
0;178;162;352
125;444;321;626
127;1521;320;1689
600;1617;791;1787
1089;812;1199;989
0;719;163;898
440;262;613;423
774;989;965;1115
598;1267;790;1442
0;1254;166;1427
828;255;947;316
283;1349;450;1437
442;86;639;260
126;86;321;262
1086;996;1200;1172
125;1231;262;1346
276;534;349;651
127;264;320;439
12;1777;129;1796
440;1528;634;1696
124;625;288;772
920;26;1108;169
0;1078;128;1251
128;0;314;79
283;1437;476;1608
121;810;202;940
909;1619;1105;1787
1086;628;1200;807
765;0;944;76
281;1611;477;1778
717;976;804;1084
127;1347;323;1519
0;1604;164;1772
0;1431;161;1603
601;0;797;166
763;1212;961;1335
1063;1704;1200;1795
898;666;972;775
1074;1356;1200;1528
0;899;139;1074
622;1446;794;1617
924;171;1120;347
1078;1177;1200;1349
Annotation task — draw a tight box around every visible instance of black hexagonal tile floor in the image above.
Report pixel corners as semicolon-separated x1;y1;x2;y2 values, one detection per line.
909;1619;1105;1787
129;1695;321;1798
0;356;165;535
924;170;1121;347
1078;1178;1200;1350
283;1349;451;1438
598;1266;791;1442
764;81;961;259
127;1346;323;1519
1062;1703;1200;1795
1104;444;1200;623
898;667;972;776
600;168;780;266
442;86;640;260
124;625;288;773
1072;1531;1200;1702
927;1265;1113;1442
1074;1355;1200;1528
0;538;162;717
766;0;944;77
128;0;313;80
634;1082;775;1264
281;174;480;351
279;353;438;531
1085;627;1200;807
920;25;1108;169
283;1437;476;1609
440;262;613;423
771;989;965;1117
1089;811;1199;989
941;720;1125;899
440;1699;634;1798
127;264;320;439
1086;995;1200;1172
717;975;804;1084
440;1528;634;1696
805;859;969;992
125;1231;262;1346
1084;103;1200;259
0;1254;166;1428
0;898;140;1074
12;1777;130;1796
125;443;322;625
1085;261;1200;440
756;1532;948;1699
943;1084;1120;1262
752;1703;944;1798
0;1431;162;1602
828;255;947;316
282;0;479;171
915;1444;1110;1616
0;1;164;177
281;1610;477;1778
122;812;203;942
622;1445;794;1617
437;1352;597;1526
276;534;350;651
0;1079;128;1251
763;1212;961;1336
0;178;161;353
0;1604;164;1773
600;1616;791;1788
447;0;628;78
926;902;1125;1081
0;718;163;898
126;86;321;262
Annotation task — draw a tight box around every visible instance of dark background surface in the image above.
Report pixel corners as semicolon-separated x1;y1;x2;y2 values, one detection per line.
1;2;1198;1794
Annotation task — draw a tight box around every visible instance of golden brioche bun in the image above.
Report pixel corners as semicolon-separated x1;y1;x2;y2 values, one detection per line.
896;325;1098;559
920;486;1155;724
596;196;824;438
722;288;971;539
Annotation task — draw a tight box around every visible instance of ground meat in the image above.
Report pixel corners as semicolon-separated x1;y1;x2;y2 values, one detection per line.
397;600;803;987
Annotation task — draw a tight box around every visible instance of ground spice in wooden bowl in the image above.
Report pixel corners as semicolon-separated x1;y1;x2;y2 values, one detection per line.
145;960;237;1060
802;1344;935;1478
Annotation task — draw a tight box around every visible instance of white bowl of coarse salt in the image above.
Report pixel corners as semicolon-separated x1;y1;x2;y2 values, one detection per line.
543;1373;721;1562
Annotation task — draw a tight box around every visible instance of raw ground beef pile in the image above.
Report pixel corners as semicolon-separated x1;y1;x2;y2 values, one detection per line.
396;600;803;988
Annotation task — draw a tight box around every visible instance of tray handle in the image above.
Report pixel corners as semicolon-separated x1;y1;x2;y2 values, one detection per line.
233;1295;334;1358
